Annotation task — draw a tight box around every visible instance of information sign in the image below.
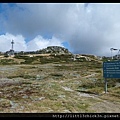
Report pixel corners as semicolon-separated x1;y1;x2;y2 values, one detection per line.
103;61;120;78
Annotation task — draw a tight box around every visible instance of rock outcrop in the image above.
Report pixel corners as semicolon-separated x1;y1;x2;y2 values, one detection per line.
37;46;72;55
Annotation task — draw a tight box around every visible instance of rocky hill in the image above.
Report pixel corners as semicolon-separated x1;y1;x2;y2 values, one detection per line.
0;46;103;65
36;46;101;62
37;46;72;55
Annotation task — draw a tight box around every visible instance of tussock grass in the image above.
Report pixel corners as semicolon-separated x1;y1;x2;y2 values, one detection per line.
0;54;120;113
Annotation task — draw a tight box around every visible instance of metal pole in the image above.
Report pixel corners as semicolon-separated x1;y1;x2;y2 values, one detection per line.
111;49;113;60
11;40;14;50
117;49;120;60
104;78;107;93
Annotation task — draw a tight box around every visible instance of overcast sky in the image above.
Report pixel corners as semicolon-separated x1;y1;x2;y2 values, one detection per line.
0;3;120;56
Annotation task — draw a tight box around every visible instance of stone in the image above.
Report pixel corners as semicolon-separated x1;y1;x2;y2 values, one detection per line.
63;110;71;113
22;95;29;99
36;75;44;80
10;101;18;109
0;98;11;107
58;95;66;98
30;96;45;101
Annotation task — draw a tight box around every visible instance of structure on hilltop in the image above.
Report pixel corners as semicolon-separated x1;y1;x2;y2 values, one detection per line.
5;40;15;57
4;45;72;56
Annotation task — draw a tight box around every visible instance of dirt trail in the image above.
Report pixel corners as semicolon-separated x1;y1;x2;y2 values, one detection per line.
89;100;120;113
82;73;98;78
61;85;120;113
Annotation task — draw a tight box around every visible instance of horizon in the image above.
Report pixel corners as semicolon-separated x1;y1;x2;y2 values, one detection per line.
0;45;116;57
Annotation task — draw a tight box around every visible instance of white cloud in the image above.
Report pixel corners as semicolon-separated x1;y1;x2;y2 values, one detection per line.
0;33;27;52
27;35;63;51
1;3;120;56
0;33;63;52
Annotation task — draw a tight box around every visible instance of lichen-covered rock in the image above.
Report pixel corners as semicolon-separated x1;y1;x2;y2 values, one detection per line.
37;46;72;55
0;99;11;108
30;96;45;101
10;101;19;109
22;95;29;99
36;75;44;80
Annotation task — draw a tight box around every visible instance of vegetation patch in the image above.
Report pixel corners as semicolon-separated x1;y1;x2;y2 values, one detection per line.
7;75;36;80
0;59;17;65
0;54;120;113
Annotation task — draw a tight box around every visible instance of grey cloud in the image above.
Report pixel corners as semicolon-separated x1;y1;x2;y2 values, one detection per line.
2;3;120;56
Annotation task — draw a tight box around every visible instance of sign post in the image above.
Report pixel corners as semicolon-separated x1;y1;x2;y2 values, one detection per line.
103;61;120;93
104;78;107;93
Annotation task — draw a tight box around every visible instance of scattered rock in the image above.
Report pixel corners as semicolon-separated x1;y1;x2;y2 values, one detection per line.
0;78;22;87
62;110;71;113
62;86;74;92
72;73;80;78
20;106;25;110
30;96;45;101
22;95;29;99
47;109;54;112
0;99;11;107
37;97;45;101
77;92;98;98
58;95;66;98
10;101;18;109
36;75;44;80
115;82;120;88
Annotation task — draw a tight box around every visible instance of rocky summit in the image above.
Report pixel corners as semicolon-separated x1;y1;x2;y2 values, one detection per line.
37;46;72;55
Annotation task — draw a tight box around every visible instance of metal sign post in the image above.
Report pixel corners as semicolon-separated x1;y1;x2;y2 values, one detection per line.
104;78;107;93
